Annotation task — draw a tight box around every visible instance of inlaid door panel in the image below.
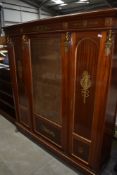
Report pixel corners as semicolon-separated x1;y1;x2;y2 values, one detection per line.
74;35;100;140
30;33;67;149
69;32;104;163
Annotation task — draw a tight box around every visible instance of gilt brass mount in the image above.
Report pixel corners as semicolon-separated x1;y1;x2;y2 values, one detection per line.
105;30;112;56
64;32;71;52
80;71;92;104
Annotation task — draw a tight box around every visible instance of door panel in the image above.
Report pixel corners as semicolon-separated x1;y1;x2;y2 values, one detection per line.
30;33;66;149
69;32;102;163
74;36;100;140
34;116;62;147
73;139;89;162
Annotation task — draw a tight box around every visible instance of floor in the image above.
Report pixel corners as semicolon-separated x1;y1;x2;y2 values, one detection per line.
0;116;117;175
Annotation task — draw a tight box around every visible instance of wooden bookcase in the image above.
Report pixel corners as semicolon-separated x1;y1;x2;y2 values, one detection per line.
4;8;117;175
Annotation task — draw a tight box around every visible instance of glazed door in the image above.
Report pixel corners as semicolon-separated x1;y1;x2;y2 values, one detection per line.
13;36;32;129
69;31;109;166
30;33;67;150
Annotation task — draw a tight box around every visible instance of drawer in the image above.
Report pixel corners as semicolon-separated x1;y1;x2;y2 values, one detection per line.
72;139;89;162
34;116;61;147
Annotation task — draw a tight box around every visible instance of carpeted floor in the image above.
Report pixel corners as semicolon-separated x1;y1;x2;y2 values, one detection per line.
0;115;117;175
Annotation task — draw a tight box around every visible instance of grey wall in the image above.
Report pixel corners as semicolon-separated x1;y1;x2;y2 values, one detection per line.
39;8;53;19
0;0;53;28
0;0;39;27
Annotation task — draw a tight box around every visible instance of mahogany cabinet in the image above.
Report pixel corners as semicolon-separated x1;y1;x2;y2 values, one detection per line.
4;8;117;175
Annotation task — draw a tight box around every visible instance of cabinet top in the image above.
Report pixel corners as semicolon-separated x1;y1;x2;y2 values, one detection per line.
4;8;117;35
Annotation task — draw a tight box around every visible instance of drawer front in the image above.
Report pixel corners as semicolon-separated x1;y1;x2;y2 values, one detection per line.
34;116;62;147
72;139;89;163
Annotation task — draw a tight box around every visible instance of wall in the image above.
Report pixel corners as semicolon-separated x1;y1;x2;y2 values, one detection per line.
0;0;53;36
39;8;53;19
0;0;39;27
0;0;53;28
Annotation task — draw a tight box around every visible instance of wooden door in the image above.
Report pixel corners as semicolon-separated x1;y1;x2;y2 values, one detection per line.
69;31;111;168
30;33;68;150
12;36;32;129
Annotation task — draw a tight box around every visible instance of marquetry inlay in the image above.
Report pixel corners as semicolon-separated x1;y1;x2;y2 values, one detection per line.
105;18;113;27
63;22;68;29
32;25;50;32
41;124;55;138
82;20;88;27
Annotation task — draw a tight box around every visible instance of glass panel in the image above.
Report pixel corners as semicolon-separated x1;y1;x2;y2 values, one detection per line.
31;34;62;125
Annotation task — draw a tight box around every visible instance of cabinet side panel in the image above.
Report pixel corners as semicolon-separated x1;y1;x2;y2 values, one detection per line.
7;40;19;122
101;33;117;163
